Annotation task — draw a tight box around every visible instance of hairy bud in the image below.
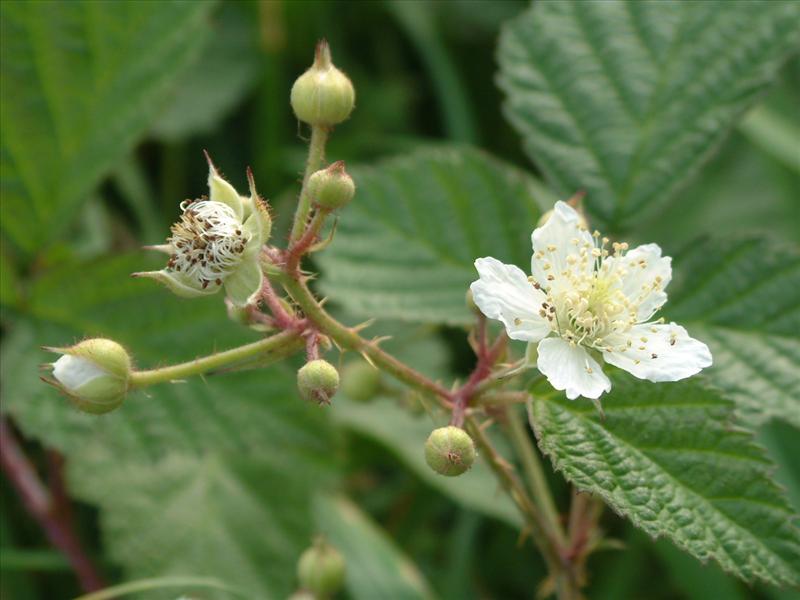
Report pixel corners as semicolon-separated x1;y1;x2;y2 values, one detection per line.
44;339;132;415
340;360;382;402
425;426;476;477
297;537;346;597
297;359;340;405
307;161;355;210
291;40;355;126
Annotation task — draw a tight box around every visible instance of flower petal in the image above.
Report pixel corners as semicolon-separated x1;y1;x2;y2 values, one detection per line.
602;323;712;382
204;151;244;220
132;269;217;299
530;201;594;294
537;337;611;400
225;260;263;307
603;243;671;321
471;257;551;342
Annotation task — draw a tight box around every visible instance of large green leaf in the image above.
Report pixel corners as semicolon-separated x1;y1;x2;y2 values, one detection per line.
318;146;553;325
0;0;214;253
665;237;800;428
313;494;437;600
2;251;339;598
498;0;800;229
150;2;260;141
529;374;800;587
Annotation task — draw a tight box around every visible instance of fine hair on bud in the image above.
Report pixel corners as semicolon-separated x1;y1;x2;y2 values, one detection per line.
307;161;355;210
45;338;133;415
425;426;476;477
290;39;356;126
297;359;340;405
297;536;346;597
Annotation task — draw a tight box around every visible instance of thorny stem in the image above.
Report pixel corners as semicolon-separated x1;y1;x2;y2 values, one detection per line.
289;125;329;242
0;417;105;592
129;330;303;388
285;209;330;275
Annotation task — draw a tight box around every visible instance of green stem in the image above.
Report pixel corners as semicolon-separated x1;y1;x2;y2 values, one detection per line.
74;576;247;600
290;125;329;241
278;273;451;402
129;330;302;388
505;405;565;546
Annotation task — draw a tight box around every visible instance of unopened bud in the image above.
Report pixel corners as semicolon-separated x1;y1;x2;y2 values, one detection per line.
291;40;355;126
425;426;475;477
307;161;355;210
44;339;132;415
297;536;346;597
340;360;381;402
297;359;339;405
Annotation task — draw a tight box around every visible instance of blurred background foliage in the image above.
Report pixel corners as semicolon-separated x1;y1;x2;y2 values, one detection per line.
0;1;798;599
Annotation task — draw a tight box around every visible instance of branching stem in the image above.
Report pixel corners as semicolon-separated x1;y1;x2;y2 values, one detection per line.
289;125;329;242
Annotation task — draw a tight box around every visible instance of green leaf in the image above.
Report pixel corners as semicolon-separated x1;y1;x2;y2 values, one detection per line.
313;494;437;600
318;146;553;325
0;0;214;253
334;398;521;528
2;250;339;598
665;237;800;428
150;3;260;141
498;0;800;229
529;374;800;587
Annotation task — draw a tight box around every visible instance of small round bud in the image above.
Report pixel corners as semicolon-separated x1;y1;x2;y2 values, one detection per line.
340;360;382;402
297;359;339;405
425;426;476;477
297;537;346;597
307;161;355;210
45;339;132;415
291;40;355;126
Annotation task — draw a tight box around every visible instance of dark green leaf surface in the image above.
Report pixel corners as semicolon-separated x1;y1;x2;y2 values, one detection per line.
530;374;800;586
2;251;338;599
0;0;214;252
498;0;800;229
318;146;552;324
665;237;800;428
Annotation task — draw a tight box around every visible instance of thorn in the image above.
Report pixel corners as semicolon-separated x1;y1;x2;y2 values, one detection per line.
246;166;258;199
203;149;218;173
308;218;338;253
359;351;376;368
352;318;375;333
370;335;392;346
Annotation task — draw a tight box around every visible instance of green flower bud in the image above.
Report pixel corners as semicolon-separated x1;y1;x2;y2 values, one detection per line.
425;426;476;477
291;40;355;126
340;360;381;402
297;537;346;597
307;161;355;210
44;339;132;415
297;359;339;405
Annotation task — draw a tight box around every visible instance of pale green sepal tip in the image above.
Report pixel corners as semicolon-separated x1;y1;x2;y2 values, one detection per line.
224;261;263;307
204;151;244;220
242;201;272;259
133;270;216;299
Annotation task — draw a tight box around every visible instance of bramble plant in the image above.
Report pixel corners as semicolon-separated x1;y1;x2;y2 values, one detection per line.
3;2;799;599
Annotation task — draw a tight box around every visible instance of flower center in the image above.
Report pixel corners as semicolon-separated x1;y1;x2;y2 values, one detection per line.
534;235;641;350
167;200;250;289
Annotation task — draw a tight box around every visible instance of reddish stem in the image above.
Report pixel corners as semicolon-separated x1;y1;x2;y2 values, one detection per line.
0;417;105;592
260;276;296;329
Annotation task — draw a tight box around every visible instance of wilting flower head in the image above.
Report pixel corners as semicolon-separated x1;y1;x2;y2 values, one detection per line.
470;201;712;400
135;152;271;306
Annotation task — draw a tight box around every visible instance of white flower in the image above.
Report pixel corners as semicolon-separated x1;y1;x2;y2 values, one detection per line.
470;201;712;400
135;153;272;307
